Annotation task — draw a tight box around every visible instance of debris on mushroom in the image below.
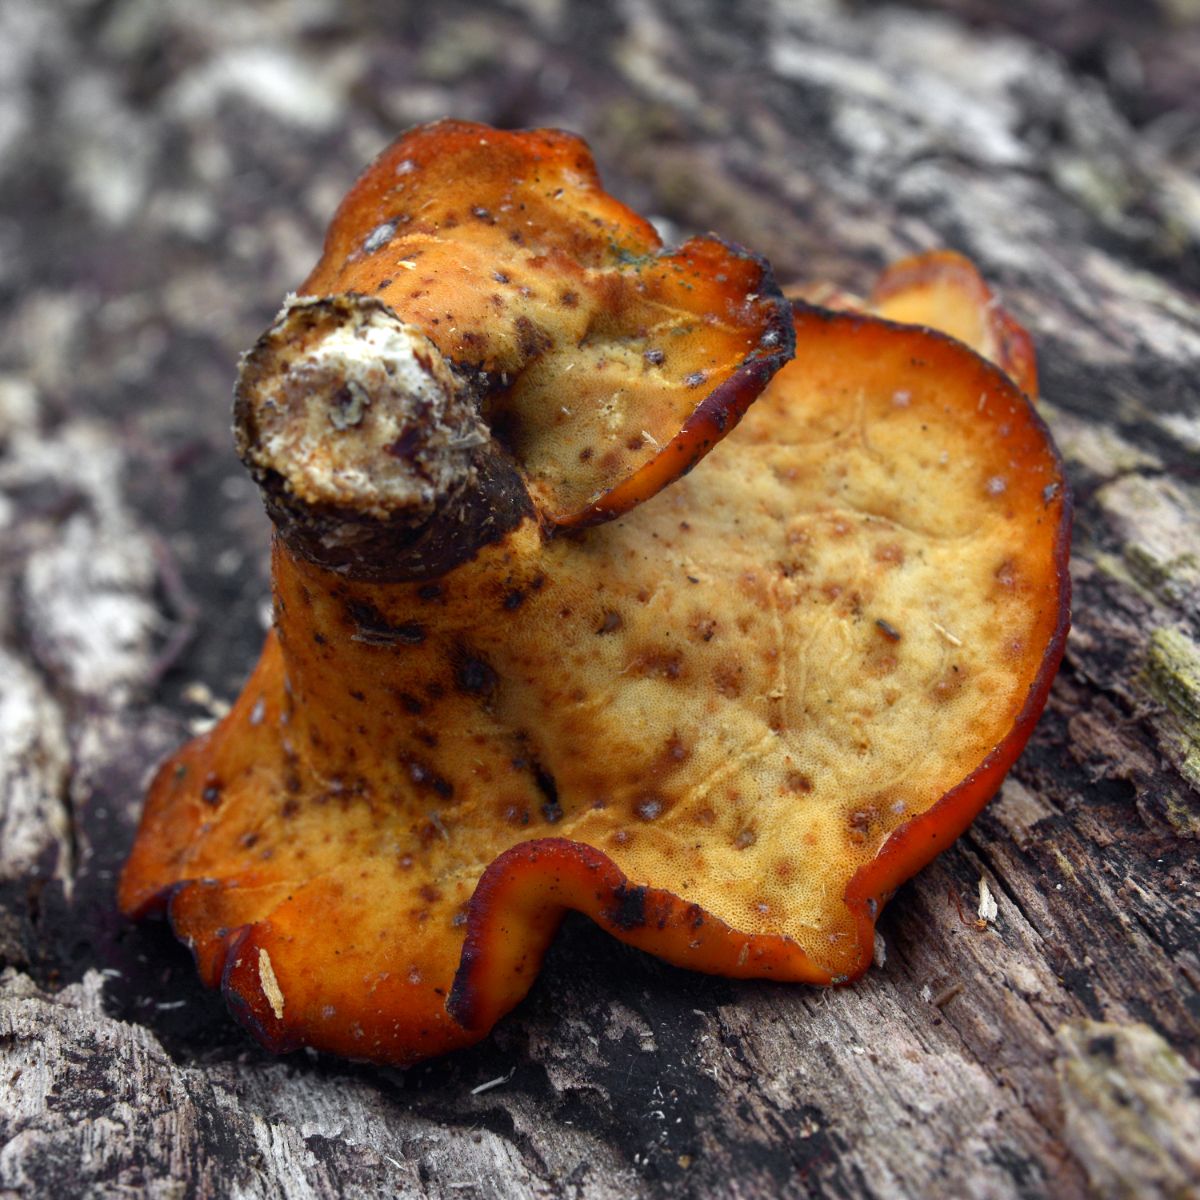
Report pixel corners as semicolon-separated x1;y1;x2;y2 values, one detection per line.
119;121;1070;1066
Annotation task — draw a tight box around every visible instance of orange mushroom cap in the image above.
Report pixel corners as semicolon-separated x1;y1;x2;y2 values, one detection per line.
791;249;1038;398
120;124;1069;1066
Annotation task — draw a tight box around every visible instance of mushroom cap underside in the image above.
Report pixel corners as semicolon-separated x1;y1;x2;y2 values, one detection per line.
120;306;1070;1065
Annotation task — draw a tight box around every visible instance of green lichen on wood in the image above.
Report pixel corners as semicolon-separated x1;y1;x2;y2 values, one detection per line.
1094;474;1200;610
1056;1020;1200;1200
1125;543;1200;609
1147;627;1200;723
1144;626;1200;795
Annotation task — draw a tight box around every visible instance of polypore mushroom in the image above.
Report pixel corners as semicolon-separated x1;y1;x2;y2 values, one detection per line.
120;121;1070;1066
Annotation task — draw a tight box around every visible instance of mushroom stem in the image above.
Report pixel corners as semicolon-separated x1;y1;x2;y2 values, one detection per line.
234;293;533;580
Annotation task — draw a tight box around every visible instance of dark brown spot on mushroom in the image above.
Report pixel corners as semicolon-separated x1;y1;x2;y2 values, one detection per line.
847;809;873;844
631;649;684;680
455;652;498;697
634;795;665;821
347;602;426;646
403;757;454;799
662;733;690;766
515;315;551;358
530;761;562;824
931;666;964;702
597;611;623;635
606;884;647;930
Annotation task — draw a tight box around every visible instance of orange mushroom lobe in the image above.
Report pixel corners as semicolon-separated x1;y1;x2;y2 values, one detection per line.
119;121;1069;1067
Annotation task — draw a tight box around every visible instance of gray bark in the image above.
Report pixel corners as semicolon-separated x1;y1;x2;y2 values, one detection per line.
1;1;1198;1197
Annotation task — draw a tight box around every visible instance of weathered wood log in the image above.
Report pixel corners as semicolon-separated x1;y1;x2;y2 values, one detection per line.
1;1;1197;1197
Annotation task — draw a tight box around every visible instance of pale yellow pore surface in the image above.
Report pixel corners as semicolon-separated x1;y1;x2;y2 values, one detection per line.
134;318;1063;994
486;325;1060;958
